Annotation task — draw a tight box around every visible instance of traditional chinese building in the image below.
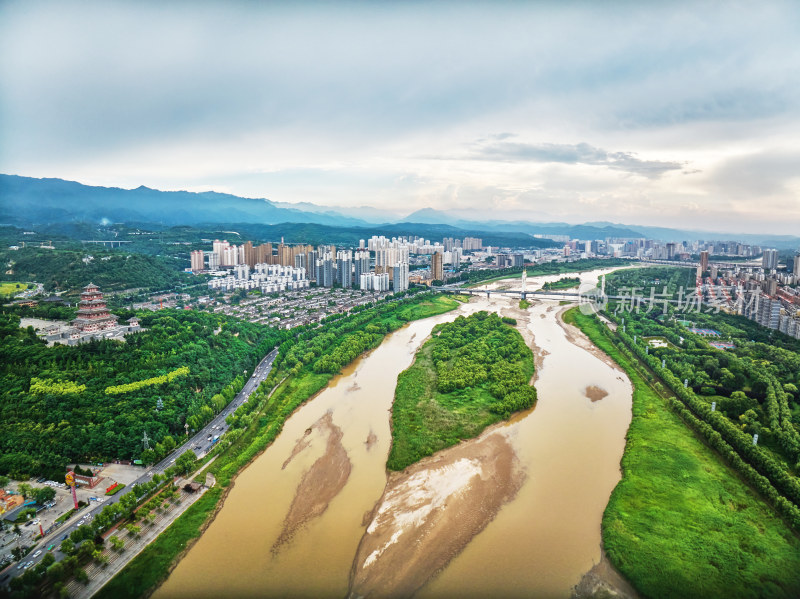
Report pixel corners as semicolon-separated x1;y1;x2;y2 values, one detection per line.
72;283;118;333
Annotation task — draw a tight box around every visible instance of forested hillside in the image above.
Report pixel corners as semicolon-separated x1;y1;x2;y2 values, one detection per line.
1;247;189;293
0;310;284;478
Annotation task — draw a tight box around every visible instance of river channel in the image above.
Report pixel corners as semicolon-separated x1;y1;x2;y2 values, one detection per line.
156;268;633;598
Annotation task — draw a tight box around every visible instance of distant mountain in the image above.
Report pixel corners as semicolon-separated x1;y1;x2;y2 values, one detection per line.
4;174;797;249
401;209;644;240
585;221;800;249
186;222;557;249
0;174;371;228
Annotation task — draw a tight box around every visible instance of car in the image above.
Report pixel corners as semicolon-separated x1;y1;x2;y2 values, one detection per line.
32;550;42;558
47;544;55;551
22;561;32;570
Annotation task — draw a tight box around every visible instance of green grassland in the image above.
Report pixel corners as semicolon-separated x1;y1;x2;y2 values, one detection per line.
565;307;800;599
387;311;536;470
0;281;31;296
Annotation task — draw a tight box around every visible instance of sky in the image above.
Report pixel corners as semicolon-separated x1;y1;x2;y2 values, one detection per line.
1;0;799;234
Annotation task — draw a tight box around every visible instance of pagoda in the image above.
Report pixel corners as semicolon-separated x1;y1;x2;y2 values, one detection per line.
72;283;118;333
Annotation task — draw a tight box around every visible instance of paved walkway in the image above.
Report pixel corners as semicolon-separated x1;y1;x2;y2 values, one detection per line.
66;478;212;599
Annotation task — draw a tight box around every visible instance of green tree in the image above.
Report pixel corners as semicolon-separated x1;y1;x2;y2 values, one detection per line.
17;482;33;498
33;485;56;504
109;535;125;552
47;561;65;582
126;523;141;537
75;568;89;584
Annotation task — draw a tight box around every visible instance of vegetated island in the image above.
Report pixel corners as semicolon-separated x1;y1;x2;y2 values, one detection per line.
542;276;580;291
387;310;536;471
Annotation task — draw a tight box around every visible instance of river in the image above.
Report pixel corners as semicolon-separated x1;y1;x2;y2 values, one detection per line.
155;268;633;599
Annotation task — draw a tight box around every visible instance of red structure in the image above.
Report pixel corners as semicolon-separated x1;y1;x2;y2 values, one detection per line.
72;283;119;333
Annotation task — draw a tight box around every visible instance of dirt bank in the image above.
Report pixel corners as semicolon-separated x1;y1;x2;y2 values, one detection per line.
273;411;352;552
558;306;624;374
572;545;639;599
348;431;523;598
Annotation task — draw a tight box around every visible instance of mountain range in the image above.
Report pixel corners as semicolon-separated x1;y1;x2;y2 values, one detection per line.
2;174;798;249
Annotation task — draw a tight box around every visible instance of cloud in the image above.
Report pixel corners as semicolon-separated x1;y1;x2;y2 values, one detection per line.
470;141;684;178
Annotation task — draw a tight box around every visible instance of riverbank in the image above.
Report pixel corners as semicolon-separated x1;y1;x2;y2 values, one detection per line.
565;308;800;599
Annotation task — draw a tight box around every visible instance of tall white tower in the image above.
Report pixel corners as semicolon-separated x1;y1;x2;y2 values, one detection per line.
521;269;527;295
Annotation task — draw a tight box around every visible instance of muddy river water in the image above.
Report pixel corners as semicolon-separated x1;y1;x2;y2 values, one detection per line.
156;268;633;599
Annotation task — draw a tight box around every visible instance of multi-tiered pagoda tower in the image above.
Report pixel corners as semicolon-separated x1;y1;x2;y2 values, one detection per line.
72;283;118;333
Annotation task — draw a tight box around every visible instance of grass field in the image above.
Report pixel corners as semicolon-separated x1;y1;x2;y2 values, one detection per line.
392;294;464;322
565;308;800;599
0;281;30;296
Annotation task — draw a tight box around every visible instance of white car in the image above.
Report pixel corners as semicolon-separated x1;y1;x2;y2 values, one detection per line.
32;550;42;558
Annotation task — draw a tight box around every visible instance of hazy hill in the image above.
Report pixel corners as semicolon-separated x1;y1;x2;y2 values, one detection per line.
0;174;368;228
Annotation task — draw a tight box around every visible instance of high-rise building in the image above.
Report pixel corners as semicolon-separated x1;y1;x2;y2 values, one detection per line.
762;249;779;270
256;242;272;265
699;250;709;273
392;262;409;292
213;239;229;266
432;251;444;282
462;237;482;251
354;251;370;282
794;254;800;277
190;250;205;272
242;241;256;268
316;253;335;287
206;251;219;271
336;250;353;287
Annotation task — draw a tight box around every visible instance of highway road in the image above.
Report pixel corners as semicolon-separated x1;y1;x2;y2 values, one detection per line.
1;347;278;587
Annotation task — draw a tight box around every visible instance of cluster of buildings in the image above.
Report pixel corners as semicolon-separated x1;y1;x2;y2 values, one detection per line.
195;234;487;295
207;264;310;293
588;238;764;260
698;254;800;340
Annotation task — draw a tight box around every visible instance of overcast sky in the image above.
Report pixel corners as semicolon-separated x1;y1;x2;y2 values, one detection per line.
2;1;799;233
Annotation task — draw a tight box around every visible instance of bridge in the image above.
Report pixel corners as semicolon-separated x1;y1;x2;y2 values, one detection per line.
81;240;132;248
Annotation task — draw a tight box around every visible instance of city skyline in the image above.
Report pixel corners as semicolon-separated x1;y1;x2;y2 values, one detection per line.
2;1;800;234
